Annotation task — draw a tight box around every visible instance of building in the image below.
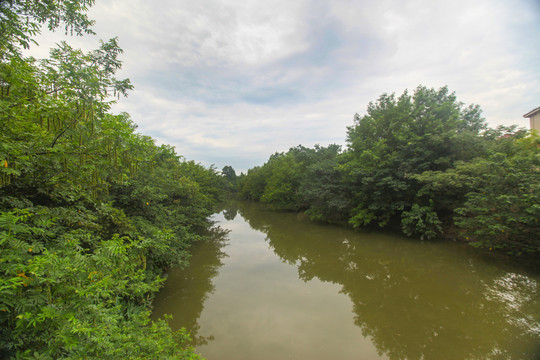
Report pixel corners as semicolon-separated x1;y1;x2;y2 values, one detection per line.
523;106;540;131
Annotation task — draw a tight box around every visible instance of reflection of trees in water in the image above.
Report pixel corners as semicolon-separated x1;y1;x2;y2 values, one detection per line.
152;224;230;346
238;202;540;360
214;202;239;221
223;206;238;221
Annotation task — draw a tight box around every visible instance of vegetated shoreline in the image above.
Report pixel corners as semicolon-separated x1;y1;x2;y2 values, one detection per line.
233;198;540;274
234;87;539;261
0;1;229;358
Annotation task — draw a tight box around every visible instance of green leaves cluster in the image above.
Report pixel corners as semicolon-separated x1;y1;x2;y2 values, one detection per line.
238;86;539;255
0;1;225;358
0;0;96;57
238;144;350;219
451;136;540;254
344;86;486;232
0;210;199;359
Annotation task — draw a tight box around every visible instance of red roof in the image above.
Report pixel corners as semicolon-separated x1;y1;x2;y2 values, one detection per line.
523;106;540;118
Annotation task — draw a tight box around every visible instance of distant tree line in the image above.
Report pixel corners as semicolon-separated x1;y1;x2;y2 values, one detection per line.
237;86;540;255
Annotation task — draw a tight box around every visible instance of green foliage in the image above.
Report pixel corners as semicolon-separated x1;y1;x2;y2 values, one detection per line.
260;152;303;210
238;144;345;214
298;146;351;222
344;85;486;229
0;211;201;359
178;161;225;206
411;131;540;253
401;203;442;240
453;135;540;254
238;166;268;201
0;0;96;57
221;165;238;193
0;1;219;358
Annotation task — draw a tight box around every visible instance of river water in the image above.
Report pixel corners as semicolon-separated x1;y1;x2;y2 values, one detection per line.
152;202;540;360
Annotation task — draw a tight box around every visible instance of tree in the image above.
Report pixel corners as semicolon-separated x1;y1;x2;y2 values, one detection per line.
0;38;133;205
238;165;268;201
222;165;237;181
344;85;486;237
453;134;540;254
295;144;351;222
0;0;95;57
260;151;303;210
222;165;238;192
238;145;345;211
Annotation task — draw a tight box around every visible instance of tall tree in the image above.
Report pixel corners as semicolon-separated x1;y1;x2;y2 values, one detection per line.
345;85;486;236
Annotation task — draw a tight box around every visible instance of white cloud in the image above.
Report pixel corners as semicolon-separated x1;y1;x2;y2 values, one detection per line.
27;0;540;171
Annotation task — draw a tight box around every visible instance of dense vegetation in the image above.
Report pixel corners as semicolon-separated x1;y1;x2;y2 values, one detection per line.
0;1;227;358
238;86;540;255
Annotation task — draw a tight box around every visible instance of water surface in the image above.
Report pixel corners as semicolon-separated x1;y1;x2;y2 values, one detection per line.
152;202;540;360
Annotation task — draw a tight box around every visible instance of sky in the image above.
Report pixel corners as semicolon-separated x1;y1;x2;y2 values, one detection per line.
28;0;540;173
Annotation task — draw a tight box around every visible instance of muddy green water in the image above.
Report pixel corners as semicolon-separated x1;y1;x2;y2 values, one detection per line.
152;202;540;360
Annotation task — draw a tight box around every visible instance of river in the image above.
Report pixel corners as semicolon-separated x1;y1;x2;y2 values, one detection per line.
152;202;540;360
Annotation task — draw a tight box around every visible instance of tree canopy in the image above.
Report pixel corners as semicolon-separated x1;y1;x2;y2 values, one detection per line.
344;85;487;233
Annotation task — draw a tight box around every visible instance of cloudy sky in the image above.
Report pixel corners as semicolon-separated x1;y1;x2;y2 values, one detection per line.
29;0;540;172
